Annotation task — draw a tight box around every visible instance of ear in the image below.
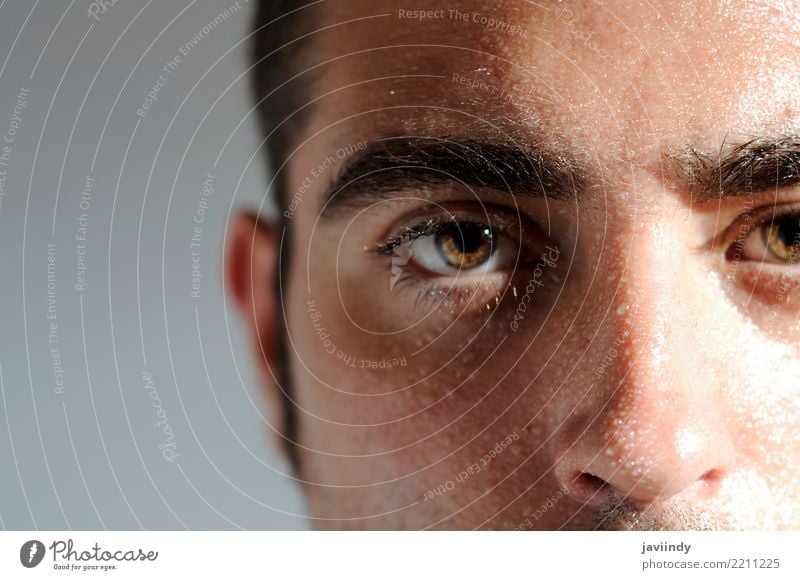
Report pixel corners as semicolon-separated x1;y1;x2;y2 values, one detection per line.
226;211;286;438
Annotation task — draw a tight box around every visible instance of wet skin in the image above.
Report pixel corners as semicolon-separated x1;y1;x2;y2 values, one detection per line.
229;0;800;529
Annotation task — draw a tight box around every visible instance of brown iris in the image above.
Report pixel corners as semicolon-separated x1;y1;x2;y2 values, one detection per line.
435;222;494;269
764;214;800;263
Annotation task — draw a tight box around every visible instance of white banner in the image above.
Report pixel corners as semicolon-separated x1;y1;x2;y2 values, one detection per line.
1;531;798;579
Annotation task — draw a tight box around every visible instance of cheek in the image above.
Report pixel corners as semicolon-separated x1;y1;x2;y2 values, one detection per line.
725;344;800;481
287;224;581;463
288;271;569;464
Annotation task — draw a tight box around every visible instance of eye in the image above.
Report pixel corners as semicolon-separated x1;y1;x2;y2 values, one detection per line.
764;213;800;263
374;204;550;310
408;219;516;277
741;209;800;265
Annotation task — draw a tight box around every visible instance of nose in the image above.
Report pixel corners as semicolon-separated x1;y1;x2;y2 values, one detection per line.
554;221;735;505
555;389;734;504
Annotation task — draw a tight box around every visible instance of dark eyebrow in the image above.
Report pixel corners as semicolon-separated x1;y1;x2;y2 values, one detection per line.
320;136;584;217
669;136;800;203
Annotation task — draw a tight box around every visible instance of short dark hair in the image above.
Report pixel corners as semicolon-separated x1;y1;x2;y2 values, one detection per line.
250;0;319;472
251;0;318;208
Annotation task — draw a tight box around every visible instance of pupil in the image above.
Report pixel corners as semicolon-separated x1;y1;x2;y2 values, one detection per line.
434;222;494;268
777;216;800;248
449;223;491;254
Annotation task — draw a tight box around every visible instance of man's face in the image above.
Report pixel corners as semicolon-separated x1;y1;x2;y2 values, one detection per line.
240;0;800;529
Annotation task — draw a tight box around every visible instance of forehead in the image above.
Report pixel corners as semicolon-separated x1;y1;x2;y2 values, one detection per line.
300;0;800;161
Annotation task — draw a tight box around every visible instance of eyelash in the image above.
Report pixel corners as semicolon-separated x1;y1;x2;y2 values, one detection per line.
374;216;510;256
728;203;800;263
373;213;525;309
714;201;800;313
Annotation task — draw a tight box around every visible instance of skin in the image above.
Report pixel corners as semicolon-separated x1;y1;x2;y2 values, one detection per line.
228;0;800;529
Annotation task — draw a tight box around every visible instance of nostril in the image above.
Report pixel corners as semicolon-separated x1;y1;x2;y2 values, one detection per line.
700;468;724;483
696;468;727;496
579;472;607;493
567;472;613;504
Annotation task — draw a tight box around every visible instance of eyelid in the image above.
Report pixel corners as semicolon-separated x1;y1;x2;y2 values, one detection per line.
372;201;540;258
375;216;516;259
368;203;550;315
723;202;800;261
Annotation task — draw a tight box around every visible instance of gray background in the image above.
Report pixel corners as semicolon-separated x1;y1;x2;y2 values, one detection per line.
0;0;307;529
